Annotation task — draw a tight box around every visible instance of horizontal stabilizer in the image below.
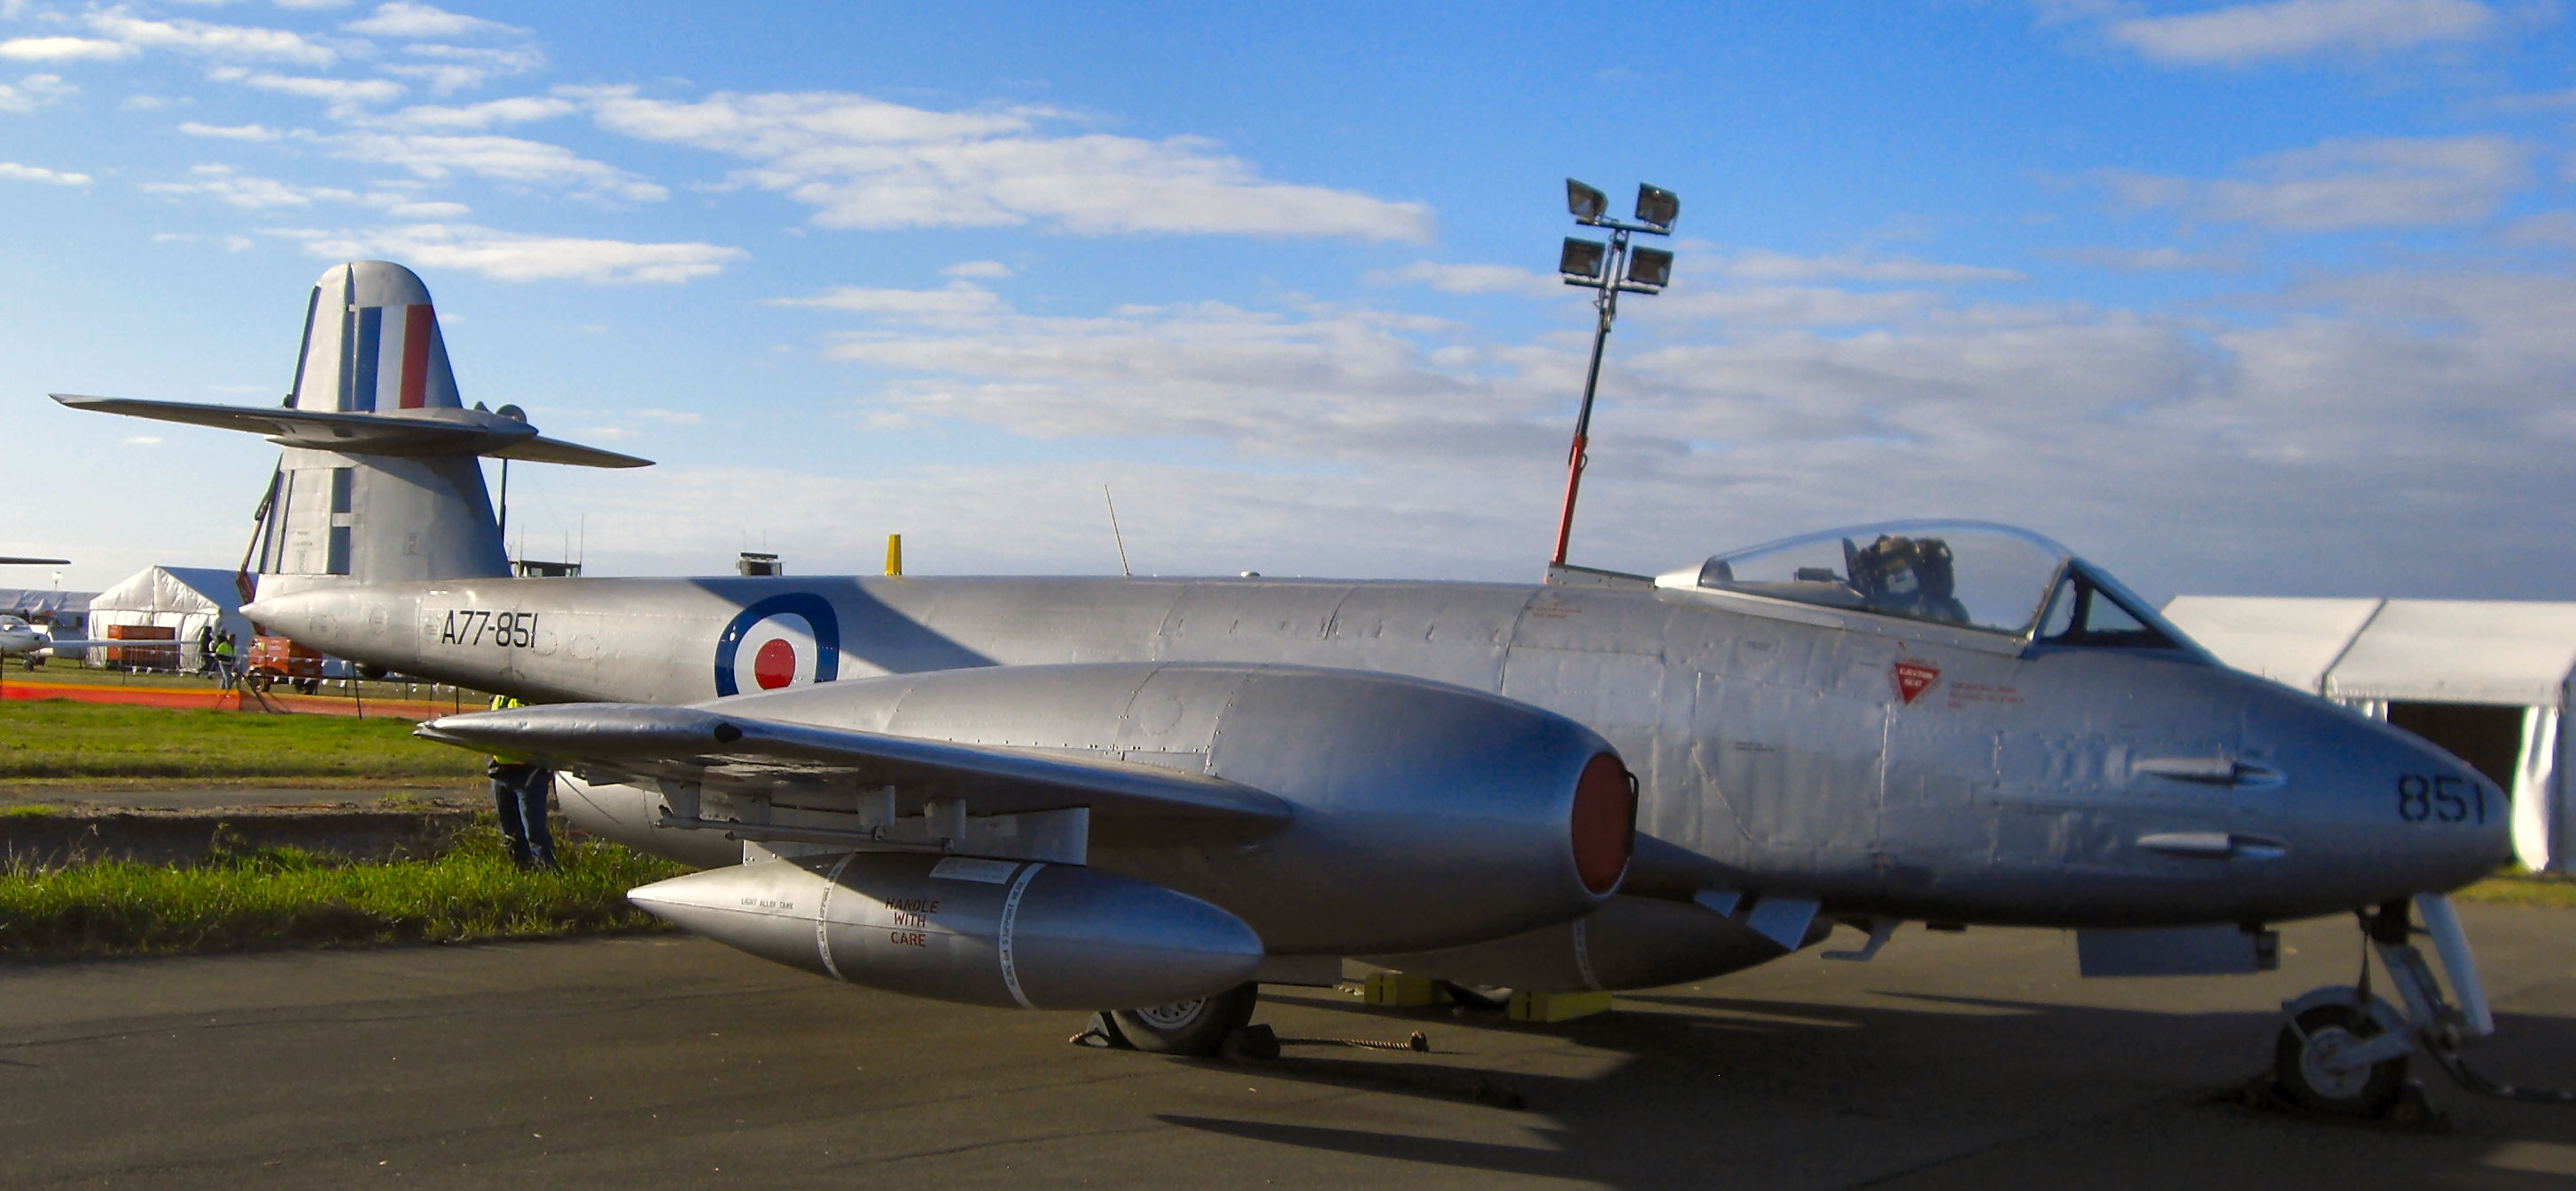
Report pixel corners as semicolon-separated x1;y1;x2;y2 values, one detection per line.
51;394;651;468
416;703;1294;835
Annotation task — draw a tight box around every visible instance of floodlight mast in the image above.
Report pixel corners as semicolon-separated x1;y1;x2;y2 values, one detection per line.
1550;179;1676;569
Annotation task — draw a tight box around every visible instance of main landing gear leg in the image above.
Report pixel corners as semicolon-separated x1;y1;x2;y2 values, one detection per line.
2274;892;2576;1116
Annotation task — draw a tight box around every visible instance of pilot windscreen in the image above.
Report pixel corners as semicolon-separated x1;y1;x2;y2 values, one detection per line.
2037;572;2177;649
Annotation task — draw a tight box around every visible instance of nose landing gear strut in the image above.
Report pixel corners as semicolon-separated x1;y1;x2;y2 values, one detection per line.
2274;892;2576;1116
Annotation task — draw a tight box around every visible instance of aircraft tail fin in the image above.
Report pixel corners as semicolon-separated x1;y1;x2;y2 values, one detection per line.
57;260;651;596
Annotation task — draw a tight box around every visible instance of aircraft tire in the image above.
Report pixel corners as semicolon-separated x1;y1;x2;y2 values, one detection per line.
1111;982;1259;1056
2273;1003;2407;1116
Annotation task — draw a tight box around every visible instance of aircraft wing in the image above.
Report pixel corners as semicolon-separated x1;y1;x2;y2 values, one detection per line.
51;394;652;468
52;393;505;451
488;435;652;469
417;702;1292;837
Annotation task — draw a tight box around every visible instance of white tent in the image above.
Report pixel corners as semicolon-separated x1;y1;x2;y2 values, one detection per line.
84;566;254;673
2164;596;2576;872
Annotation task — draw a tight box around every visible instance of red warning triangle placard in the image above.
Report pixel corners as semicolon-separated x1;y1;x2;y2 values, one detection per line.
1893;659;1940;705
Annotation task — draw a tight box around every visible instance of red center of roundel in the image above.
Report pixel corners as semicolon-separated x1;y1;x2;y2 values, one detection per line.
1893;659;1940;705
753;638;798;689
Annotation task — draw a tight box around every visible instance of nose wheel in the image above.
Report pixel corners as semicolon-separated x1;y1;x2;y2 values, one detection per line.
2274;1001;2408;1116
2270;893;2576;1117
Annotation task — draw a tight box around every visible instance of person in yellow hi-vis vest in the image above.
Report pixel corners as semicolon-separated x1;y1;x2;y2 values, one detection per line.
485;695;558;870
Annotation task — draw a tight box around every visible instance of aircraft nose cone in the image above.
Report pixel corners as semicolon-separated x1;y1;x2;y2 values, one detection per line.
2245;693;2510;907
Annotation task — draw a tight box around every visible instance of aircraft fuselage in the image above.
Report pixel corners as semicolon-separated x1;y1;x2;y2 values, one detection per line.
251;572;2504;928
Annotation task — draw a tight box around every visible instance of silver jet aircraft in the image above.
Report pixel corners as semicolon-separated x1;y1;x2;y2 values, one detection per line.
58;260;2521;1116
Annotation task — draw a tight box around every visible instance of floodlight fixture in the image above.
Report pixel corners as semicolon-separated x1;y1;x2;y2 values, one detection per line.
1635;183;1679;230
1626;246;1674;289
1559;237;1607;281
1547;175;1682;569
1566;178;1608;224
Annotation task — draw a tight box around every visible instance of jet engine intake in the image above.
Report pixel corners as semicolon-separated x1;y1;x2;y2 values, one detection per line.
627;852;1264;1010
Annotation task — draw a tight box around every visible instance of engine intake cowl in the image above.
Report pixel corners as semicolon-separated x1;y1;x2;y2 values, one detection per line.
628;852;1264;1010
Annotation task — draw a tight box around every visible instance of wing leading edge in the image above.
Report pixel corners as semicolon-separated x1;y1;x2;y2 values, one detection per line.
415;702;1292;835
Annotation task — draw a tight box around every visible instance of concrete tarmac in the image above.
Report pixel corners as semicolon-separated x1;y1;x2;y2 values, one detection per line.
5;906;2575;1189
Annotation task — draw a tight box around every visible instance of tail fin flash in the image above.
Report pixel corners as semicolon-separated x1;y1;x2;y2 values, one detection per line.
55;261;651;593
295;259;463;413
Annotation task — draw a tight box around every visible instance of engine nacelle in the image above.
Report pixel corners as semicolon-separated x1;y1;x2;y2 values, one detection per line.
582;663;1636;957
628;852;1264;1010
1365;894;1824;992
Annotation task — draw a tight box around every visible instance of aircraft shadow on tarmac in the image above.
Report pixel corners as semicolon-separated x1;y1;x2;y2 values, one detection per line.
1163;988;2576;1190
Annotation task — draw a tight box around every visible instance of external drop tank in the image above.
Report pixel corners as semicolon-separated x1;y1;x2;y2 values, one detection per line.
628;852;1266;1010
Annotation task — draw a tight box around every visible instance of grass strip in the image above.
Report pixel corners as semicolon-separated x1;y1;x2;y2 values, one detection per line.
2455;870;2576;909
0;829;687;958
0;699;480;781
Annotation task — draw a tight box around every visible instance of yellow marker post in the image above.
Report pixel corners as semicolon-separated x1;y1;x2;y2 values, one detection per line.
885;533;902;577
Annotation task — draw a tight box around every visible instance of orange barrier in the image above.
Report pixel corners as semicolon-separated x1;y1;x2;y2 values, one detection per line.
0;677;461;720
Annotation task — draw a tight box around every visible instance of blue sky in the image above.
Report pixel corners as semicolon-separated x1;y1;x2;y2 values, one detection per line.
4;0;2573;603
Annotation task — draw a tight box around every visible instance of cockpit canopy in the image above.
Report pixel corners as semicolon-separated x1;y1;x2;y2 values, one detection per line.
1659;519;2196;651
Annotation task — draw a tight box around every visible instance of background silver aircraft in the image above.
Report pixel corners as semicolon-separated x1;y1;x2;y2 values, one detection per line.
0;612;107;665
58;260;2519;1116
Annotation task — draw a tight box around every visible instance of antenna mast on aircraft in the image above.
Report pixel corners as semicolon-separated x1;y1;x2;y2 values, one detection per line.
1549;179;1677;569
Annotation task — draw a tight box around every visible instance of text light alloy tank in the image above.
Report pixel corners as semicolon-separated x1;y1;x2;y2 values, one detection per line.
627;852;1265;1010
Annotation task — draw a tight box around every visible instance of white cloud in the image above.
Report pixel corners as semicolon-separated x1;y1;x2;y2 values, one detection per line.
774;282;1011;323
343;3;520;38
0;73;73;113
331;130;666;202
755;261;2576;598
372;94;574;131
143;164;354;208
941;260;1013;279
2106;0;2495;65
381;43;543;94
2102;135;2528;230
2112;0;2494;65
141;163;468;217
273;222;745;284
86;9;338;66
0;161;90;185
209;67;405;112
1712;248;2026;284
571;86;1434;239
1372;261;1561;297
179;121;283;141
121;436;161;446
0;37;137;62
2048;245;2246;272
2502;211;2576;249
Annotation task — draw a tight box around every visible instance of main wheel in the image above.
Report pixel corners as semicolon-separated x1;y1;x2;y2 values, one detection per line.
1111;983;1260;1056
2274;1003;2408;1116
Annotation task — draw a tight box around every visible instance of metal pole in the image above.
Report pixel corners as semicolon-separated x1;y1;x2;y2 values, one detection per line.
1550;230;1628;567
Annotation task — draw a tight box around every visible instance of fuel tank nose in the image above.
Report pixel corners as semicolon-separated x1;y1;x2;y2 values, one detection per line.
629;852;1265;1010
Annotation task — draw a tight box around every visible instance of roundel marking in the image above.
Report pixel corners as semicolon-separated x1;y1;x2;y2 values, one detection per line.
714;593;841;697
753;638;798;689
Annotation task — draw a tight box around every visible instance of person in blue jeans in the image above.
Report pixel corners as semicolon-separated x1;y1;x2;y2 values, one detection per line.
485;696;558;871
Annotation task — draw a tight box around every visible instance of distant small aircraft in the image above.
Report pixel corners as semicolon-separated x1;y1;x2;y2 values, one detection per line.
55;259;2526;1117
0;613;105;666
